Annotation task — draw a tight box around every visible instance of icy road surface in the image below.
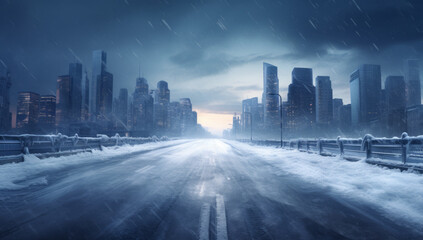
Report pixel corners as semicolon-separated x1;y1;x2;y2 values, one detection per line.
0;139;422;239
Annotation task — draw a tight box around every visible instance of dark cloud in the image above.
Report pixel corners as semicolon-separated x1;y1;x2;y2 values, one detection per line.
0;0;422;113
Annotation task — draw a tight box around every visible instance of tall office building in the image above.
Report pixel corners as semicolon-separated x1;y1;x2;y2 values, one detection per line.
241;97;259;133
168;101;182;136
90;50;107;121
133;77;153;133
406;105;423;136
287;67;315;134
81;70;90;121
404;59;421;107
180;98;195;133
16;92;40;130
339;104;352;133
315;76;333;124
350;64;382;126
0;70;11;131
332;98;343;123
98;71;113;120
385;76;406;136
56;75;72;126
154;81;170;130
262;62;279;130
69;62;82;122
116;88;128;127
39;95;56;130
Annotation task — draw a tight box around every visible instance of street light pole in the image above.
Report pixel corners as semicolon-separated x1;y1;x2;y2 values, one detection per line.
267;93;283;147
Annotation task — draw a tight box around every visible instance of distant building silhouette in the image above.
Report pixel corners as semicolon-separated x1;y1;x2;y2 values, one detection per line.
81;70;90;121
385;76;406;136
56;75;72;126
69;62;82;122
98;71;113;121
154;81;170;131
406;105;423;136
133;77;153;135
339;104;351;133
404;59;421;107
350;64;381;127
180;98;195;134
168;101;182;136
287;67;315;135
332;98;343;123
89;50;107;121
262;62;279;131
315;76;333;125
39;95;56;131
0;70;11;132
241;97;259;134
16;92;40;130
115;88;128;129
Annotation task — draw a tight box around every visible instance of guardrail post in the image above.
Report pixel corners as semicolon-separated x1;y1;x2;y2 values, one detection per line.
21;136;31;154
366;139;372;159
72;134;79;151
115;133;120;146
337;137;344;156
297;140;301;150
317;139;323;155
401;132;408;164
306;141;310;152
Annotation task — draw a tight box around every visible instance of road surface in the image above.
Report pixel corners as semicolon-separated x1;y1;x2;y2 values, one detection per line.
0;139;422;239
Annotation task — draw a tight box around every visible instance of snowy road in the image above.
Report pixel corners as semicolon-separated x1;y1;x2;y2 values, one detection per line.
0;139;422;239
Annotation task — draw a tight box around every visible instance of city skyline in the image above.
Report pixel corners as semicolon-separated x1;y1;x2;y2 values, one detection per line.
1;0;423;135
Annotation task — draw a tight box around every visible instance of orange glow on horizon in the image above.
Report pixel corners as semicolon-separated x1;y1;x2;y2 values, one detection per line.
194;109;234;136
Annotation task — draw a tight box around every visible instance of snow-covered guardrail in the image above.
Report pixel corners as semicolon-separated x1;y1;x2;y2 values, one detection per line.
0;133;168;158
240;132;423;170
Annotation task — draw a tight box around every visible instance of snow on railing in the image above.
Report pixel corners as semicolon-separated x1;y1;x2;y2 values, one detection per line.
0;133;168;157
241;132;423;165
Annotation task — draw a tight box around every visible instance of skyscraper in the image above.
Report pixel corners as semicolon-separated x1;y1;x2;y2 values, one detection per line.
168;101;182;136
315;76;333;124
39;95;56;130
116;88;128;128
90;50;107;121
385;76;406;136
350;64;382;126
56;75;72;126
180;98;193;133
98;71;113;120
241;97;259;133
332;98;343;123
287;67;315;134
154;81;170;130
16;92;40;130
69;62;82;122
0;70;11;131
339;104;352;133
81;70;90;121
404;59;421;107
406;105;423;136
262;62;279;131
133;77;153;134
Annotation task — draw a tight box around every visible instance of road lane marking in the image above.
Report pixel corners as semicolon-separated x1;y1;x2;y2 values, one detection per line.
135;165;155;173
216;194;228;240
199;203;211;240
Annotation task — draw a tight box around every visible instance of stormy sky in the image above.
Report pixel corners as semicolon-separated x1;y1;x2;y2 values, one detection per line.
1;0;422;135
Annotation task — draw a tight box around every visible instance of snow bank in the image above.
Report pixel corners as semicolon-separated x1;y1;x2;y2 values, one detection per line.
227;140;423;229
0;140;187;190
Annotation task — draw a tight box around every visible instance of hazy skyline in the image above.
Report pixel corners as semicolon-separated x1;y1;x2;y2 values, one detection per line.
1;0;422;135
